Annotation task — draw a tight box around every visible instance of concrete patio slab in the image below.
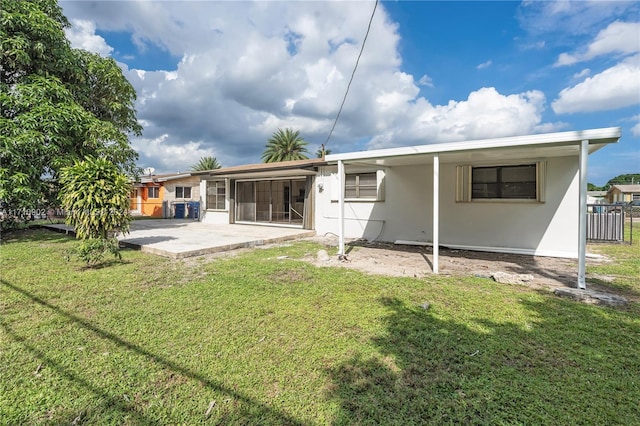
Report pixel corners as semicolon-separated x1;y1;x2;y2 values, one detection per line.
44;220;315;259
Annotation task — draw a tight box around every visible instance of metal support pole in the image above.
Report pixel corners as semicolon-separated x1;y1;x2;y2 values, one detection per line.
433;153;439;274
578;140;588;289
338;160;345;256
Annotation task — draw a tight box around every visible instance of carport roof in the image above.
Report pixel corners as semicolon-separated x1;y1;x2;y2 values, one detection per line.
325;127;621;166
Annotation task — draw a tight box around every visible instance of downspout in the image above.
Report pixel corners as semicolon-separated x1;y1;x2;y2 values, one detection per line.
578;140;588;289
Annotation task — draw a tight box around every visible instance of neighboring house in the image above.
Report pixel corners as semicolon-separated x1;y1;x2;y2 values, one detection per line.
195;127;621;288
605;184;640;204
587;191;607;204
131;173;201;218
194;159;324;228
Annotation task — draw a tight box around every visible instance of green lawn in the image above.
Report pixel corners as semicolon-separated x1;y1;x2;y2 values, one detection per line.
1;229;639;425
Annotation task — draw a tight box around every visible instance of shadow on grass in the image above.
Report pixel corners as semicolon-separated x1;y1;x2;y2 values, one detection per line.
1;279;304;425
0;228;73;245
328;296;640;425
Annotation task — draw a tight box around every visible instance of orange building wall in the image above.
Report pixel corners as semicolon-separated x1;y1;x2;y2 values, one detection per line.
139;184;164;217
129;184;165;217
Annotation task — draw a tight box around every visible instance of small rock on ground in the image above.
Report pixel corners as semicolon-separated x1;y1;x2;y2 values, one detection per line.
317;249;331;262
491;271;534;285
554;287;628;307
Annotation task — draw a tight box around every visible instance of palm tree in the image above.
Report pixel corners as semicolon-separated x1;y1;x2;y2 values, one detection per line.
191;156;221;171
261;128;310;163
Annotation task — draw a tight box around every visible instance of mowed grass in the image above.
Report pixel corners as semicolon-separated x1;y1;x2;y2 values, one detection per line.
1;229;639;425
587;224;640;297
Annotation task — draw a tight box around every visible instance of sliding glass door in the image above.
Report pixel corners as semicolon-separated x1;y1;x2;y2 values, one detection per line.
235;179;306;225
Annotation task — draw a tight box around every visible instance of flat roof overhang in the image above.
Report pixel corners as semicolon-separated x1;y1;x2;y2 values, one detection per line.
194;158;326;180
325;127;621;167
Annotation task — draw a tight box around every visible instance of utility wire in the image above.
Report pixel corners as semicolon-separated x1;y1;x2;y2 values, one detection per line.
321;0;379;153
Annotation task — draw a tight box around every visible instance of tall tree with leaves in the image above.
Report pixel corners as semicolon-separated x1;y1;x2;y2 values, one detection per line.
191;156;221;171
261;128;310;163
0;0;142;214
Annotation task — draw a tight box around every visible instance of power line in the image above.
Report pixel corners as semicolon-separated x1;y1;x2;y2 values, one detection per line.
321;0;379;153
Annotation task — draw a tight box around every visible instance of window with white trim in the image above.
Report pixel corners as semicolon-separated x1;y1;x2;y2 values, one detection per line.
330;169;385;201
345;172;378;199
175;186;192;198
206;181;226;210
148;187;159;199
457;162;545;202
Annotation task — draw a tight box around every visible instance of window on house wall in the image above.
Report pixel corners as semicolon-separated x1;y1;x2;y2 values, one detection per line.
175;186;192;198
345;172;378;199
472;164;537;199
207;181;226;210
148;187;159;199
457;162;545;202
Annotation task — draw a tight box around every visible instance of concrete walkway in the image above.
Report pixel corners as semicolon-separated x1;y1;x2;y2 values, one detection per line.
45;219;315;259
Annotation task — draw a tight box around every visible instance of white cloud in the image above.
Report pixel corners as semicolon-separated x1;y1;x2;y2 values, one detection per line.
630;115;640;137
131;134;224;173
367;87;561;149
552;55;640;114
418;74;433;87
572;69;591;79
518;1;638;37
60;2;560;171
64;19;113;56
555;21;640;66
477;60;492;70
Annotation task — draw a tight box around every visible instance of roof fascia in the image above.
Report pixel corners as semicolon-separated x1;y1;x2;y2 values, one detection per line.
325;127;621;164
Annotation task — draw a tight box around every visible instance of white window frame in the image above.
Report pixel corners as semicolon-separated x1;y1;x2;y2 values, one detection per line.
148;186;160;199
456;161;546;203
331;169;385;202
206;180;226;210
175;186;192;199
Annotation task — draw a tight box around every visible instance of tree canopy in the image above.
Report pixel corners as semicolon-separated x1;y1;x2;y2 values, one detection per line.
261;128;310;163
588;174;640;191
191;156;222;171
0;0;141;211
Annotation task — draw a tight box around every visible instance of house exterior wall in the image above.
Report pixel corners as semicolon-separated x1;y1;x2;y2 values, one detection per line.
163;176;201;218
139;184;165;217
608;188;639;203
315;155;580;258
163;176;201;204
200;178;230;224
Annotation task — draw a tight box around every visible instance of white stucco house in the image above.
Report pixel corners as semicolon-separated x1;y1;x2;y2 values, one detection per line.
196;127;621;288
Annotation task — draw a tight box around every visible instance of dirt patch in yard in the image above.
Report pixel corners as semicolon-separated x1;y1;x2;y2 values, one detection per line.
304;236;617;293
176;234;624;298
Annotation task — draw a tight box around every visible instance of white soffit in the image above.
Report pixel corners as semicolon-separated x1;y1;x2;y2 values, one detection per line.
325;127;621;166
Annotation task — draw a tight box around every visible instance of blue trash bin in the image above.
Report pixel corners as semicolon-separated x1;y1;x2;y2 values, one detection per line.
174;203;186;218
187;201;200;219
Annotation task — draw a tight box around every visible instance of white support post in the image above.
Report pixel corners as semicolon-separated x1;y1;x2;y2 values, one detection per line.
578;140;588;289
433;153;439;274
338;160;345;256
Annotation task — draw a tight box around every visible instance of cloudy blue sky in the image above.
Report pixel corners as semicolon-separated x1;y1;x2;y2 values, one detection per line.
61;0;639;185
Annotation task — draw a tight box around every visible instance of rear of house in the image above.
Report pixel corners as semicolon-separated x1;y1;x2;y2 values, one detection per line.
317;128;621;260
